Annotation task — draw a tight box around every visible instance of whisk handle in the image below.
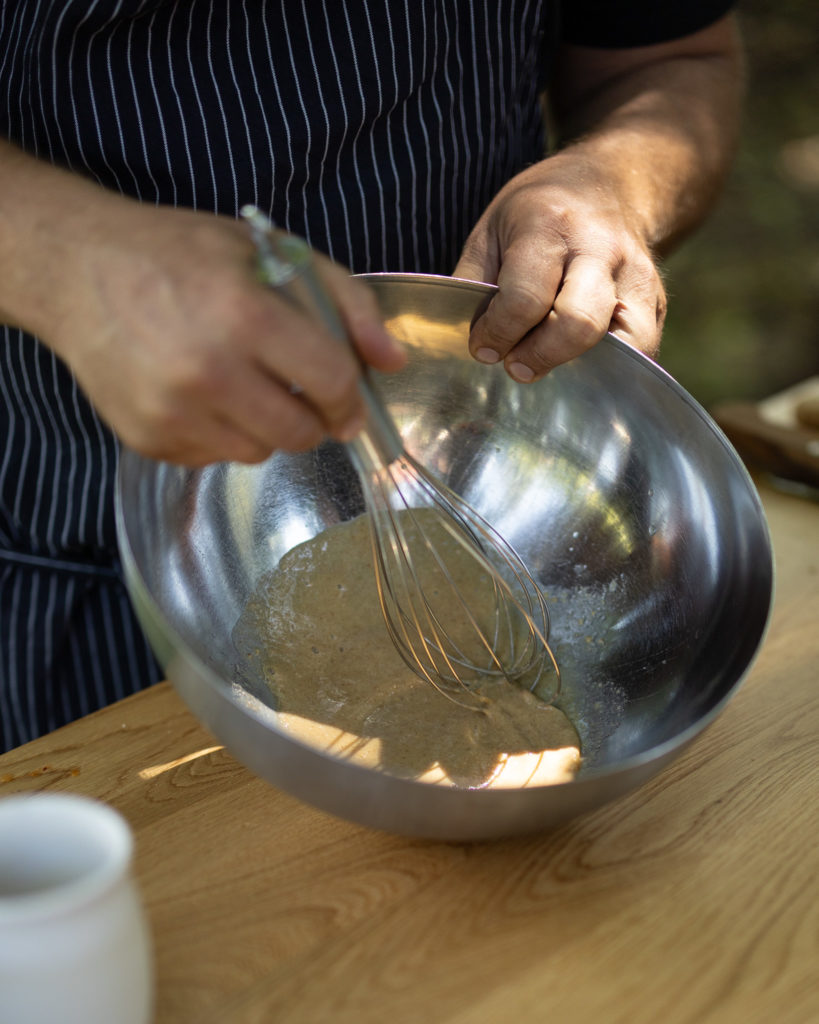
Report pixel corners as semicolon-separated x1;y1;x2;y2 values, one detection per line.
240;206;403;468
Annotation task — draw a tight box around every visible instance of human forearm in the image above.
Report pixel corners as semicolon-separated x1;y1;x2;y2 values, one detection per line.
453;14;744;379
0;140;117;339
0;140;404;464
550;15;745;255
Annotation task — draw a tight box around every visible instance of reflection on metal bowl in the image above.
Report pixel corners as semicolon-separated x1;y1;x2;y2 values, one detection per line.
116;273;773;840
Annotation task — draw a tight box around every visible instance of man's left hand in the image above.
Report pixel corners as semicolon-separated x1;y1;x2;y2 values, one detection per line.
453;153;666;381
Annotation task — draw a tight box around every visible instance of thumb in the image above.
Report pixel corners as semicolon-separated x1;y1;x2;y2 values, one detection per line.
452;227;500;285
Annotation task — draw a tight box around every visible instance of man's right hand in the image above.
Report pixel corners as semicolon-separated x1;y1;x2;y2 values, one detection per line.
0;144;405;466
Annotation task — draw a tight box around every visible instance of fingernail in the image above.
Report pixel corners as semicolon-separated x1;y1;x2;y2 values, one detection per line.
476;347;500;364
508;362;535;382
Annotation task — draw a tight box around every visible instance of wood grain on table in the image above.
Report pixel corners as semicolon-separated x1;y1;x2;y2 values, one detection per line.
1;483;818;1024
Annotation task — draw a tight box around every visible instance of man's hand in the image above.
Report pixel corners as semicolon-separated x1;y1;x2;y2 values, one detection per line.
453;154;666;380
45;203;405;465
453;13;744;381
0;144;405;466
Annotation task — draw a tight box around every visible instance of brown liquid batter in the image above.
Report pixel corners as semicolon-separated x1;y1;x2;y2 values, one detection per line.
233;513;581;788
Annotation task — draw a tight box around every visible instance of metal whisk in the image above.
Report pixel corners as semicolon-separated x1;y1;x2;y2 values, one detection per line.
241;206;560;711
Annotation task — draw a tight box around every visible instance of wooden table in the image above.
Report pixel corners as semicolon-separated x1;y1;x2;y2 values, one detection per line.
2;481;818;1024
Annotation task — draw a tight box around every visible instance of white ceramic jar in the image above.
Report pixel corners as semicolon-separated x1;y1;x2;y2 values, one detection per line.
0;793;154;1024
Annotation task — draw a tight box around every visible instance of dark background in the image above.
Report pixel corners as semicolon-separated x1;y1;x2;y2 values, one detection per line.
659;0;819;408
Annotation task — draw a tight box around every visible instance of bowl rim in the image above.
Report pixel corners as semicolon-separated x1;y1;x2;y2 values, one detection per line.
115;307;775;797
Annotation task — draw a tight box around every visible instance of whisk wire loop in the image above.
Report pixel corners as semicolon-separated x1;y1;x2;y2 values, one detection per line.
365;475;497;709
241;205;561;712
360;450;561;710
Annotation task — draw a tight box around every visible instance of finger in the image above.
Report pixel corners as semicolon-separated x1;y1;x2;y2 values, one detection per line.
248;265;403;437
609;282;666;358
212;361;330;453
113;399;276;467
319;262;407;373
244;292;366;437
505;255;618;379
452;225;500;285
467;253;564;366
125;349;329;464
161;418;275;467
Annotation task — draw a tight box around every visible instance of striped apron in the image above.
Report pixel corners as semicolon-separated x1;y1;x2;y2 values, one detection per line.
0;0;551;750
0;0;737;749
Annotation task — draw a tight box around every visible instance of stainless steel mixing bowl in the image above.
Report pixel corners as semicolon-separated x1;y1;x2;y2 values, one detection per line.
116;273;774;840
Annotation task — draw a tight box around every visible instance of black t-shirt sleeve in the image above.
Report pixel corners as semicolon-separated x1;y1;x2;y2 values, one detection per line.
560;0;737;48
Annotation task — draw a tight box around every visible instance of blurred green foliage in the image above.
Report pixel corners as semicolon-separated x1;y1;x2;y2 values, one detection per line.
660;0;819;406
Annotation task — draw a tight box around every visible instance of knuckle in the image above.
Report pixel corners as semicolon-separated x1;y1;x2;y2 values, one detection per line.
528;196;574;239
162;348;224;402
505;281;550;320
486;286;549;345
318;359;360;417
655;289;668;327
557;303;610;344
